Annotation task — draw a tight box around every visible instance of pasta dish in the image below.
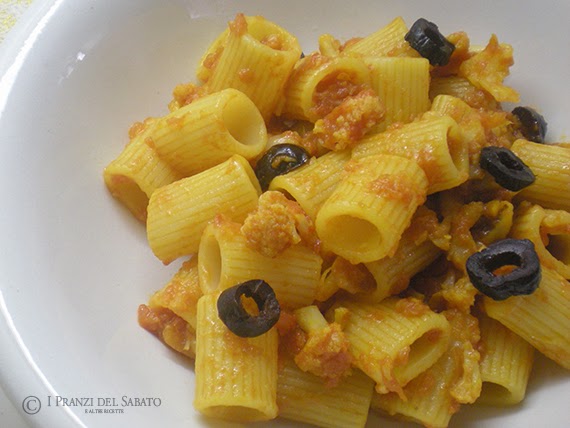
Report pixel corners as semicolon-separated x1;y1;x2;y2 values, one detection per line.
103;13;570;428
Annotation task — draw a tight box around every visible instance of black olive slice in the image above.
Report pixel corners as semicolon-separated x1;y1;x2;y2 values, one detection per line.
254;143;309;191
217;279;280;337
512;106;548;144
404;18;455;66
479;146;535;192
466;238;541;301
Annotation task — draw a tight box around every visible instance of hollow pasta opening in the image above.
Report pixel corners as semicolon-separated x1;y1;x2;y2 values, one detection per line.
323;215;381;259
223;94;265;149
546;234;570;265
446;125;469;178
199;231;222;294
393;328;444;384
479;382;515;405
106;174;148;222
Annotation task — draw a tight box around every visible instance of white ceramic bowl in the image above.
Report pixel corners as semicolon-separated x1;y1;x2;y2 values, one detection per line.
0;1;569;427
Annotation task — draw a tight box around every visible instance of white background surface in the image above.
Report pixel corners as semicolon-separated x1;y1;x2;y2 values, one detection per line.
0;385;28;427
2;2;39;426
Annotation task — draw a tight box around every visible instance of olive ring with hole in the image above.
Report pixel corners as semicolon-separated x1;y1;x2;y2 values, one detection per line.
479;146;535;192
254;143;310;192
512;106;547;144
404;18;455;66
466;238;541;301
217;279;280;337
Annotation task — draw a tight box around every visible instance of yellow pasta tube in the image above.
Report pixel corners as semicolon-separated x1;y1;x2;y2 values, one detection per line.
315;154;428;264
511;203;570;279
276;358;374;428
269;149;351;220
194;294;278;421
429;76;498;110
198;217;322;309
477;314;534;406
147;257;202;330
282;55;371;122
483;266;570;369
146;155;261;264
446;200;514;272
103;121;182;222
330;297;451;394
343;16;418;58
372;310;481;428
317;256;376;301
371;355;458;428
365;57;430;129
430;94;487;155
511;139;570;211
206;14;302;120
149;88;267;176
363;228;441;303
137;303;196;359
352;114;469;194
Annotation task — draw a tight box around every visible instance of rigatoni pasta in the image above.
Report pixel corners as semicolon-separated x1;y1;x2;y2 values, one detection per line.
282;55;371;122
204;14;302;120
103;119;183;222
146;154;260;263
100;11;570;428
365;56;430;129
483;267;570;370
351;113;469;193
197;215;322;309
277;358;374;428
328;298;451;395
477;313;534;405
511;138;570;211
315;154;428;263
343;16;418;58
194;293;278;421
149;88;267;176
269;149;351;220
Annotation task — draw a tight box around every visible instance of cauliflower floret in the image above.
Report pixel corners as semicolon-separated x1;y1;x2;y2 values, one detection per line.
240;191;319;258
309;89;385;151
293;306;353;387
459;34;519;103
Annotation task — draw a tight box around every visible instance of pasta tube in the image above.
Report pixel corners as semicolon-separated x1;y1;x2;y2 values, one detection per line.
363;228;441;303
146;155;260;264
149;88;267;176
365;56;430;129
483;266;570;369
147;257;202;330
330;297;451;394
511;203;570;279
343;16;418;58
372;310;481;428
511;138;570;212
194;294;278;421
477;314;534;405
206;14;302;120
282;55;371;122
269;149;351;220
277;358;374;428
351;114;469;194
198;217;322;309
429;76;498;110
315;154;428;264
103;120;182;222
